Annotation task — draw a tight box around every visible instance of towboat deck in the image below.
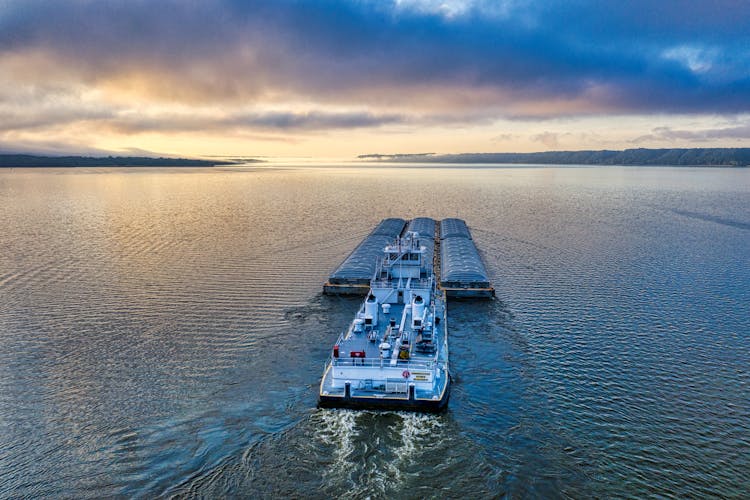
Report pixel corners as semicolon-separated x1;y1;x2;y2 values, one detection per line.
319;290;450;411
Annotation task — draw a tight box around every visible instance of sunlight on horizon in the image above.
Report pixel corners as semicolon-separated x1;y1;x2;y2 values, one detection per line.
1;1;749;158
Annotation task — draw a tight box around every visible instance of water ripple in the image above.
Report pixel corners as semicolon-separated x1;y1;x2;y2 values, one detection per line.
1;166;748;498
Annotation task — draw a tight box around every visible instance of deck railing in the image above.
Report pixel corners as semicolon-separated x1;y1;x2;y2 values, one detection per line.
327;355;446;372
370;277;433;289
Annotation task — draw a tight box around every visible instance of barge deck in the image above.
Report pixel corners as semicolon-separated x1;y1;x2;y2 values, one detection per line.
323;218;494;298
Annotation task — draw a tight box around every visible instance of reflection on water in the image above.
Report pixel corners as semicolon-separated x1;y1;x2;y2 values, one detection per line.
0;166;748;498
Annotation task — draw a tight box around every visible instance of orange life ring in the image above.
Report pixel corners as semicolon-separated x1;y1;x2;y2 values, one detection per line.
402;370;410;378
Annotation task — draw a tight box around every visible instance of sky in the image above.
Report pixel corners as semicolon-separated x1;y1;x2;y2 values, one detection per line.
1;0;750;159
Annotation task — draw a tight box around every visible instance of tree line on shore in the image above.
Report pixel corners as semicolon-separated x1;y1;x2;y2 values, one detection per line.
0;155;231;167
359;148;750;166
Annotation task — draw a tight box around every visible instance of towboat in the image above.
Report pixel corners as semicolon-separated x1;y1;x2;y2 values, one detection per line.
318;230;450;411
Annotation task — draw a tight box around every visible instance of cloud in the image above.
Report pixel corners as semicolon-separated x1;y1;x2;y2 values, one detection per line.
2;0;750;156
0;100;405;137
532;132;560;148
392;0;520;19
662;45;717;74
0;138;123;156
106;110;406;134
226;111;405;131
632;122;750;144
491;133;519;142
0;105;113;133
0;0;750;109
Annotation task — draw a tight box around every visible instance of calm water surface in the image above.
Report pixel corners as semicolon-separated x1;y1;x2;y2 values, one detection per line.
0;165;748;498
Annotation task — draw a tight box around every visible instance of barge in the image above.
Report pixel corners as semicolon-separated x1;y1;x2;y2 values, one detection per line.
439;218;495;298
323;218;494;298
323;218;406;295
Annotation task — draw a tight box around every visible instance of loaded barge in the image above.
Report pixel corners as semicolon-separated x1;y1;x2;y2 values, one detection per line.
318;218;492;412
323;218;494;298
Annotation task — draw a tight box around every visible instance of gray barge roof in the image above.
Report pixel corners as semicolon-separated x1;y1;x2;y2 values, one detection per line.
440;218;471;239
438;218;493;294
325;217;493;297
328;218;406;284
406;217;436;239
406;217;436;271
371;217;407;236
440;236;490;285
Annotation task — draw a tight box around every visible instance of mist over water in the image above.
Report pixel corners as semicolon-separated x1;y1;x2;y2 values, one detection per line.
1;165;748;498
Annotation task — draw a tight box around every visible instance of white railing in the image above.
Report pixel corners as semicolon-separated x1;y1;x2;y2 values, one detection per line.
385;379;408;393
327;355;446;372
370;277;433;290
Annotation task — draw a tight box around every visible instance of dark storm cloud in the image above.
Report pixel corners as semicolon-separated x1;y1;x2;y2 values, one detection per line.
226;111;405;130
0;104;403;134
105;110;406;134
2;0;750;118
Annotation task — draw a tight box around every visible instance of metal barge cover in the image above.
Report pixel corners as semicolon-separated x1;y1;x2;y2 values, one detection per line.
323;218;406;295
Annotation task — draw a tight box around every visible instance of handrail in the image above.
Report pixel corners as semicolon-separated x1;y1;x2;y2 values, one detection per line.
370;277;432;289
327;356;446;371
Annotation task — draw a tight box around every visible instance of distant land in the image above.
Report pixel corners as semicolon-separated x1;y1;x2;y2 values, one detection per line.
359;148;750;166
0;154;238;168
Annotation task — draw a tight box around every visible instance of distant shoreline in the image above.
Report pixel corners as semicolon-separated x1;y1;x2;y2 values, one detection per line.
1;165;221;168
0;154;247;168
3;150;750;168
358;148;750;167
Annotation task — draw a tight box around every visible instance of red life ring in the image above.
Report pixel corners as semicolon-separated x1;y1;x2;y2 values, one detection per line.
402;370;410;379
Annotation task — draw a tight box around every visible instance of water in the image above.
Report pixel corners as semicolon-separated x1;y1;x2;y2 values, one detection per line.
0;165;748;498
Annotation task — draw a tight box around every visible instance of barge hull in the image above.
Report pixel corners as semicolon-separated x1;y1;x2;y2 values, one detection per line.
322;282;371;295
438;218;494;296
441;286;495;298
318;386;450;412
